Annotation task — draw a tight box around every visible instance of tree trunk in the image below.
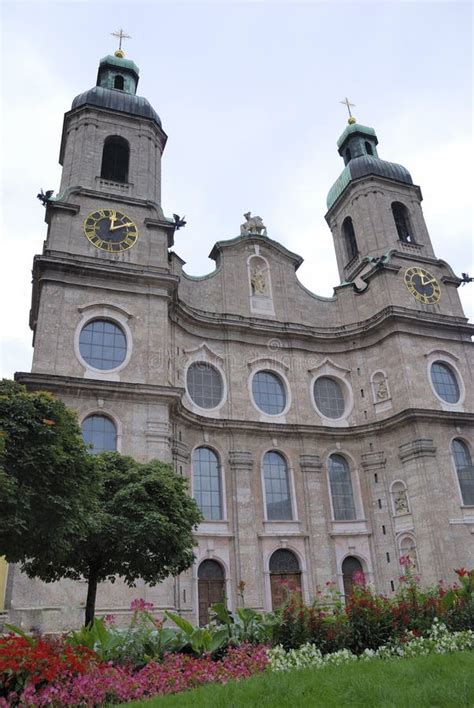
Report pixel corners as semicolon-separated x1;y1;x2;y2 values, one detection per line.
85;568;99;627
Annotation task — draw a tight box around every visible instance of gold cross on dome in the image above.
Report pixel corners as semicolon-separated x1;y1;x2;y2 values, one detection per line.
111;28;132;51
339;97;356;118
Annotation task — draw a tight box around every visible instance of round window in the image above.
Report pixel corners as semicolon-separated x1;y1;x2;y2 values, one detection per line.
314;376;345;419
79;319;127;370
430;361;460;403
252;370;286;415
187;362;223;409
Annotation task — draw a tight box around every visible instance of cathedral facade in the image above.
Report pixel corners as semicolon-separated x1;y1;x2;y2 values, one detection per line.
6;50;474;631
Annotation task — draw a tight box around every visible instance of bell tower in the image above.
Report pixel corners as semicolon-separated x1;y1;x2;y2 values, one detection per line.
325;117;436;284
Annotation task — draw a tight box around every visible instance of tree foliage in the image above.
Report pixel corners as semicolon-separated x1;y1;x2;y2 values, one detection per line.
0;379;95;574
0;380;202;625
59;452;203;624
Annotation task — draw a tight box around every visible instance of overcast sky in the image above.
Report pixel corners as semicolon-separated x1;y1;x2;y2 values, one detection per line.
1;0;472;379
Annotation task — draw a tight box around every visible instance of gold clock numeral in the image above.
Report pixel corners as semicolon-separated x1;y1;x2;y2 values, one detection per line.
83;208;139;253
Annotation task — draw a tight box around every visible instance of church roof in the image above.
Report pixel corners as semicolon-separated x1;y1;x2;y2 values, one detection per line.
327;155;413;209
71;86;162;126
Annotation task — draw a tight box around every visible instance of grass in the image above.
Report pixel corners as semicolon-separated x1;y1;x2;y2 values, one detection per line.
125;651;474;707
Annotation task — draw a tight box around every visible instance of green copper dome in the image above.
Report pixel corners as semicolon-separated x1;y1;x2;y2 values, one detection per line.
70;51;161;127
326;123;413;210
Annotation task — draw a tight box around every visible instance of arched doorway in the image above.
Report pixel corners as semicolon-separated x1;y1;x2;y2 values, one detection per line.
342;556;364;601
269;549;302;609
197;559;225;626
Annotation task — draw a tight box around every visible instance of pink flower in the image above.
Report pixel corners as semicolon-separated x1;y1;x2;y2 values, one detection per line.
103;614;115;625
399;555;412;567
130;598;155;612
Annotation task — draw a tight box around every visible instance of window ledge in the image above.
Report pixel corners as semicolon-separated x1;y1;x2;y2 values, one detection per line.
196;521;230;536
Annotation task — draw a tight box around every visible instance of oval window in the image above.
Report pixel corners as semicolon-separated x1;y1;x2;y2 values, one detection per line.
79;319;127;370
314;376;345;418
430;362;460;403
252;371;286;415
187;362;223;409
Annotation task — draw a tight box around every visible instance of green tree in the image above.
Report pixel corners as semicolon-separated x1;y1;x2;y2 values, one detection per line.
0;380;202;626
0;379;95;576
56;452;203;625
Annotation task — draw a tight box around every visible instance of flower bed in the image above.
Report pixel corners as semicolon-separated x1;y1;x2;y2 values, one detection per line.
0;643;268;706
1;567;473;706
268;619;474;672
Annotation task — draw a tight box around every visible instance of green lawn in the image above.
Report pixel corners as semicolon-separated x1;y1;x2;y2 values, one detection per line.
126;651;474;707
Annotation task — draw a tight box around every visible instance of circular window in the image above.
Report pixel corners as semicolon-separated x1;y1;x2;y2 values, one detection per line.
79;319;127;370
81;415;117;454
313;376;345;418
187;362;223;409
430;361;460;403
252;370;286;415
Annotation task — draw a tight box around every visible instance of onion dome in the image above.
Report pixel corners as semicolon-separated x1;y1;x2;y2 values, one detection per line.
70;50;161;127
327;122;412;210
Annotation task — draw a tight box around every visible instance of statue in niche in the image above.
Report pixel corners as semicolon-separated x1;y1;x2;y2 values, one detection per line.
394;488;409;514
241;212;267;236
250;264;267;295
373;373;389;401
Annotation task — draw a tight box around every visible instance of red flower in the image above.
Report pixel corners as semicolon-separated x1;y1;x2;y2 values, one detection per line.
454;567;468;578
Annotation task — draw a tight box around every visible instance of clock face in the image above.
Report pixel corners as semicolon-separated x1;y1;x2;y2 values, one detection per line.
404;266;441;304
83;209;139;252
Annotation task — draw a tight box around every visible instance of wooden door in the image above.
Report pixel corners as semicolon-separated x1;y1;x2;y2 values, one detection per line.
342;556;364;602
270;571;302;609
198;560;225;626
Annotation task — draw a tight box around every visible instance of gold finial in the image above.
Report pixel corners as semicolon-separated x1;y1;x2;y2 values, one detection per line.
111;28;132;55
339;96;356;124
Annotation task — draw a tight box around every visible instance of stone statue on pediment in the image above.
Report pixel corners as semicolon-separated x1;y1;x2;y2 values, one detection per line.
241;212;267;236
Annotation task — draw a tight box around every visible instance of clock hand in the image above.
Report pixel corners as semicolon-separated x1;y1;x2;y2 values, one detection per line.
109;211;117;229
420;275;436;286
109;221;134;231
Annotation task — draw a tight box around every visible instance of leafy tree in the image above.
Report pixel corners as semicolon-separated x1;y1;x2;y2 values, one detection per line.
0;379;95;575
0;380;202;626
55;452;203;625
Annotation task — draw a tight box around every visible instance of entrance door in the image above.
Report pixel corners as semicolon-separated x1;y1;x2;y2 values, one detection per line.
198;559;225;626
342;556;364;601
269;549;302;609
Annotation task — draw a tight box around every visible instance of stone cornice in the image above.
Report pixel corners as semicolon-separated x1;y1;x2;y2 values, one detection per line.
171;300;473;344
29;253;179;331
173;404;474;438
14;373;183;404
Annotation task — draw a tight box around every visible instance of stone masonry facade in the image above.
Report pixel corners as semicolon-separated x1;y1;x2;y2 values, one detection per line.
5;52;473;632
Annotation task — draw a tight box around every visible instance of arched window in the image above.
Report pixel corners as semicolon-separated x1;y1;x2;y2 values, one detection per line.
198;560;225;626
269;549;301;608
82;414;117;454
342;556;364;599
192;447;223;520
114;75;124;90
392;202;413;243
342;216;358;261
345;148;352;164
263;451;292;520
100;135;130;183
365;141;373;156
452;439;474;505
328;454;356;520
390;480;410;515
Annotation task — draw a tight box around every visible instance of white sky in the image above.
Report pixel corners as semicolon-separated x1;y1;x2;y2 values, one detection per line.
1;0;473;379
